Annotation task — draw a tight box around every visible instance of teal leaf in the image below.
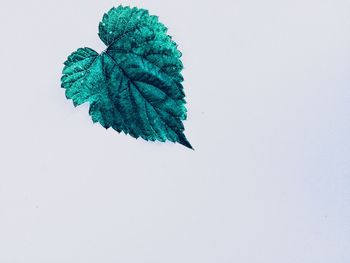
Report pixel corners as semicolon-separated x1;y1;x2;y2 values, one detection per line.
61;6;193;149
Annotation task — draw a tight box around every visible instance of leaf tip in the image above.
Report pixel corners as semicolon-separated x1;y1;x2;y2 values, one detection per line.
178;134;194;150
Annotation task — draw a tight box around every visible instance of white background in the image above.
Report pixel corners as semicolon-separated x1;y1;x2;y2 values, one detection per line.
0;0;349;262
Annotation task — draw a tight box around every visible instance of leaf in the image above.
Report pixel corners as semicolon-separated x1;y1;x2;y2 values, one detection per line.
61;6;193;149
